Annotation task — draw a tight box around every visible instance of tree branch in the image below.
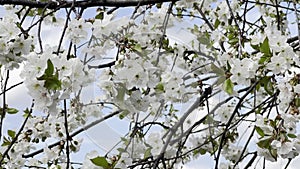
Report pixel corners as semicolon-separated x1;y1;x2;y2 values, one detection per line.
214;81;259;169
153;87;212;168
0;0;177;9
22;110;121;158
0;102;34;164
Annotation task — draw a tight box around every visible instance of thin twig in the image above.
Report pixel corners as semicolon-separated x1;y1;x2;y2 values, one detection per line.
0;81;23;96
244;152;257;169
274;0;281;31
0;70;9;141
0;102;34;163
56;2;74;55
153;87;212;168
155;1;175;65
23;110;121;158
63;100;70;169
225;0;243;58
293;1;300;48
284;158;292;169
215;81;258;169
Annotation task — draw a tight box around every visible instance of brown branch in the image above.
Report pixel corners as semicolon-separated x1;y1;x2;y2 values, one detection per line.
0;0;177;9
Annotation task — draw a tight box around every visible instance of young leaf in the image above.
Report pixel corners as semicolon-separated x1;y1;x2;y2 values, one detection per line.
259;37;271;56
295;97;300;107
133;43;143;53
155;83;165;93
223;79;234;95
211;63;225;76
287;133;297;138
1;136;11;146
95;11;104;20
115;84;126;102
257;138;271;149
255;126;265;137
198;36;210;45
117;148;125;153
43;76;62;90
7;130;16;138
199;148;207;155
45;59;54;77
214;19;220;29
119;110;130;119
260;76;274;95
144;147;152;159
6;107;18;114
90;156;110;168
215;76;226;86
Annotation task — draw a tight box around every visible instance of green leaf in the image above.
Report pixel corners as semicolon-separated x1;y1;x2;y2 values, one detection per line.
6;107;18;114
7;130;15;138
155;83;165;93
119;110;129;119
45;59;54;76
193;148;207;156
144;148;152;159
269;148;278;161
295;97;300;107
257;138;271;149
259;37;271;56
156;3;162;8
37;59;61;91
251;44;259;51
133;43;143;53
95;11;104;20
211;63;225;76
43;76;62;90
270;119;276;128
258;54;271;64
215;76;226;86
162;37;169;49
223;79;234;95
255;126;265;137
199;148;207;155
52;16;57;23
1;137;10;146
214;19;220;29
90;156;110;168
37;8;43;15
287;133;297;138
117;148;125;153
23;108;32;118
260;76;274;95
198;36;210;45
115;83;126;102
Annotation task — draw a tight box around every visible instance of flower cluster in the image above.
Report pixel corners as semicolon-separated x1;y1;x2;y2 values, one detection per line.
21;49;95;115
256;114;300;161
0;11;34;69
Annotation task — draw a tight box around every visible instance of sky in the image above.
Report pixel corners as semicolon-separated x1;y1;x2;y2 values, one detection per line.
1;2;300;169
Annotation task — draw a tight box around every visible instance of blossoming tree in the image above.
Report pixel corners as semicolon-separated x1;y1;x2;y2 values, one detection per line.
0;0;299;168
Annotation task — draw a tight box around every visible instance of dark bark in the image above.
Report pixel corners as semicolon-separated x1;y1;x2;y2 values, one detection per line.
0;0;177;9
